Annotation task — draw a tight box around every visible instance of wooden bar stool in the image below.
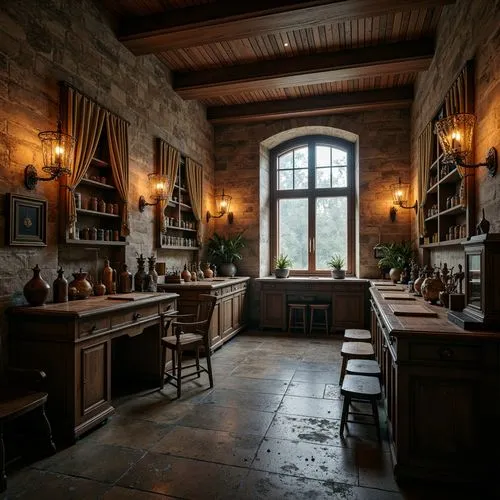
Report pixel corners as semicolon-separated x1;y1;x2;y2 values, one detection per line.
309;303;329;334
344;328;372;342
288;303;307;334
340;374;382;441
346;359;381;380
339;342;375;385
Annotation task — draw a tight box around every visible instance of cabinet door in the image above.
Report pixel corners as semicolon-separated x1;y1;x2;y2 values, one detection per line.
232;292;243;330
78;340;111;422
332;292;365;330
221;296;233;338
260;291;286;330
209;301;222;348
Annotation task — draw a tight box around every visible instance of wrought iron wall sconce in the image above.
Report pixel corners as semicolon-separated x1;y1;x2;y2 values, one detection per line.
25;121;76;190
390;178;418;222
434;113;497;177
139;173;170;212
206;188;233;223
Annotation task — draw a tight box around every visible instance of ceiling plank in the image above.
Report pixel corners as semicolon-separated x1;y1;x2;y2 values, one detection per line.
174;39;433;100
207;86;414;124
119;0;455;54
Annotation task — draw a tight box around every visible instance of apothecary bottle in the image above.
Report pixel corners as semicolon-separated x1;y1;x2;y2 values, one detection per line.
53;267;68;303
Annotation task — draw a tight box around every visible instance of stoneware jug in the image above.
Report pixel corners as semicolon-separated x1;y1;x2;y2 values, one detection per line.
69;269;93;300
53;267;68;303
24;264;50;306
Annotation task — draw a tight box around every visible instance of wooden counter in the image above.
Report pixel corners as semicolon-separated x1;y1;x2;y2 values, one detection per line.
7;292;178;443
158;277;249;350
256;277;370;331
370;285;500;484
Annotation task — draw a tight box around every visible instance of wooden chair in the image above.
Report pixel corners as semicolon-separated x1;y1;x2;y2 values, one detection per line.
0;368;56;492
160;294;217;398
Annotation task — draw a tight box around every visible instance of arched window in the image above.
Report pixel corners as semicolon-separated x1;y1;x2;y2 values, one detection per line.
270;135;355;275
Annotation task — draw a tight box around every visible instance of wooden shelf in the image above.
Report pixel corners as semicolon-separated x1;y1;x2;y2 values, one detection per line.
420;238;467;248
79;178;116;190
165;225;197;233
439;204;466;217
427;183;438;194
439;168;460;184
76;208;120;218
91;157;109;168
63;239;128;247
424;213;439;222
160;245;200;250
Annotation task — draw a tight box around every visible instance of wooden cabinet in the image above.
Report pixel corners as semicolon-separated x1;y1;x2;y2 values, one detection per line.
158;277;249;350
7;293;178;444
257;278;369;331
370;286;500;483
159;160;199;251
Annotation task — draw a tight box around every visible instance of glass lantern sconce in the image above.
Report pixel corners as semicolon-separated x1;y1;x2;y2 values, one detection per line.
206;188;233;223
139;173;170;212
434;113;497;177
25;120;76;190
389;178;418;222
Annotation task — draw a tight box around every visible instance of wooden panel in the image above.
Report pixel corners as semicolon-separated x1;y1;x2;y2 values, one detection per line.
78;316;110;338
389;303;437;317
110;304;159;329
80;341;110;417
221;296;233;338
332;292;365;330
260;291;286;329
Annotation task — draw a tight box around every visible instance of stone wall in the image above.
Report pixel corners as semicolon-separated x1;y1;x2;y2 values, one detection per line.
0;0;214;367
412;0;500;270
214;110;413;284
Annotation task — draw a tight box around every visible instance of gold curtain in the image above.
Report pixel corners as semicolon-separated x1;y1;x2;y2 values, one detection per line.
418;122;433;236
158;139;180;227
64;86;106;227
443;65;471;178
186;158;203;247
106;114;130;236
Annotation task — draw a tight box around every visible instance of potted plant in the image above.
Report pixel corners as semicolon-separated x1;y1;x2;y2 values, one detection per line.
377;241;415;283
207;231;246;277
274;254;293;278
327;254;346;279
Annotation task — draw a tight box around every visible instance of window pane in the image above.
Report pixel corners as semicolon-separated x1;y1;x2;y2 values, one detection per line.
279;198;308;270
315;197;347;269
316;146;331;167
332;148;347;166
294;168;308;189
331;166;347;187
315;146;348;188
315;167;331;188
294;147;308;169
278;151;293;170
279;170;293;190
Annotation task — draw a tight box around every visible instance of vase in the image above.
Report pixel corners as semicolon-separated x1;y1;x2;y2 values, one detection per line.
413;275;425;296
134;254;147;292
118;264;133;293
331;269;345;279
389;268;401;283
102;259;116;295
146;256;158;292
275;268;290;279
203;264;214;279
69;269;93;300
219;262;236;277
24;264;50;306
421;277;445;304
181;264;191;282
53;267;68;303
93;281;106;296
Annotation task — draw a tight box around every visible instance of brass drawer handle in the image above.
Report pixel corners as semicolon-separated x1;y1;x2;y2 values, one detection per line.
133;312;142;321
438;347;454;359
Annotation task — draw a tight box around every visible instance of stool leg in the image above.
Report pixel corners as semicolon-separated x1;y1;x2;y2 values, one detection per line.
340;394;351;436
371;398;381;441
288;307;293;333
324;310;329;335
309;308;313;334
339;355;348;385
0;424;6;493
302;308;306;334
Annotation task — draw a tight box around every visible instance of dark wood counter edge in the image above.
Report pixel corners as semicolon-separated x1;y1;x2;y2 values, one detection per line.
370;287;500;340
6;292;180;319
256;277;370;283
158;276;250;290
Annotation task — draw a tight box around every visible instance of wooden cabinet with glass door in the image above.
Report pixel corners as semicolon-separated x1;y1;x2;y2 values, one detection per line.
159;159;199;250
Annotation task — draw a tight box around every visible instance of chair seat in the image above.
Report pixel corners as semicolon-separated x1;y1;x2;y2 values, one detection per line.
341;341;374;357
0;390;48;422
341;374;381;398
162;333;203;348
346;359;380;376
344;329;371;341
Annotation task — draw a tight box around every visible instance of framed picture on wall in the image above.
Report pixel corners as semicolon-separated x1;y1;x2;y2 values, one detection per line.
7;193;47;246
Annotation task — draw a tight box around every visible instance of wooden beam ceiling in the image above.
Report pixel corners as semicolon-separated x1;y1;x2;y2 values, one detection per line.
174;40;433;100
119;0;455;54
207;86;414;124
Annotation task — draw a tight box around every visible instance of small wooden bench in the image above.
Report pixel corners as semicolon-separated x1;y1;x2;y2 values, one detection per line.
309;303;329;334
340;374;382;441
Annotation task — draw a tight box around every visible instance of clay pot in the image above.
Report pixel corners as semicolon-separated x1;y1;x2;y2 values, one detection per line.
53;267;68;303
102;259;116;295
421;277;445;304
93;281;106;296
69;269;93;300
275;268;290;279
23;264;50;306
203;264;214;279
219;262;236;277
181;264;192;282
389;268;402;284
413;276;425;295
118;264;133;293
331;269;346;279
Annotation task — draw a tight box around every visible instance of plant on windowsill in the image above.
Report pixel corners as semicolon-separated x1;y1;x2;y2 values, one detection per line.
207;231;246;277
327;254;346;279
274;254;293;279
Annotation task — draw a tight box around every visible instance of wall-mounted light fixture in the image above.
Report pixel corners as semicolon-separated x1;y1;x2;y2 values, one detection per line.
390;178;418;222
206;188;233;223
434;113;497;177
25;121;76;190
139;173;170;212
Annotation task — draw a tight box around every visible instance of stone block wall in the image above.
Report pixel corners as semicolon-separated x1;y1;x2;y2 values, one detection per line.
0;0;214;366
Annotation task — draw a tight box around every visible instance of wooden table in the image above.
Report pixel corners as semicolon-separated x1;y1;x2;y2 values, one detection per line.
7;292;178;443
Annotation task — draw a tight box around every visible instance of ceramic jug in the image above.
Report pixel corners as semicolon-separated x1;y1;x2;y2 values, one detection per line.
118;264;133;293
53;267;68;303
24;264;50;306
69;269;93;299
134;254;147;292
102;259;116;295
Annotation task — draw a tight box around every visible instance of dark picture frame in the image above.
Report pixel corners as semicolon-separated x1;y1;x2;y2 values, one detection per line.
7;193;47;246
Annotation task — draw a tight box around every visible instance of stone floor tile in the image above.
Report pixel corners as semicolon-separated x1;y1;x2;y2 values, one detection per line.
231;364;296;381
177;404;274;436
151;425;262;467
0;469;110;500
324;383;342;399
251;437;358;484
291;370;340;384
117;452;248;499
278;395;343;419
102;485;176;499
285;381;326;398
215;375;290;395
197;387;284;412
357;448;401;492
34;442;145;483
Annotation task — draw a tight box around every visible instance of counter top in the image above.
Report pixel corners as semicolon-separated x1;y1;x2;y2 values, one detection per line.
370;286;500;340
158;276;249;290
256;277;369;283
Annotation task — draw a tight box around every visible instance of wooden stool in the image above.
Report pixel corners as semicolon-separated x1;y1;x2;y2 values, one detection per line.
346;359;381;380
309;303;329;334
288;303;307;334
339;342;375;385
344;328;372;342
340;374;382;441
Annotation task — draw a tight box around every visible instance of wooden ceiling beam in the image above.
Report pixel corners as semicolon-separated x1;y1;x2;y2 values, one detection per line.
175;40;433;100
207;86;414;124
119;0;455;54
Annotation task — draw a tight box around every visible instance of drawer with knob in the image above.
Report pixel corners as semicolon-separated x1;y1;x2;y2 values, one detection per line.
78;316;110;338
110;305;159;329
408;341;482;366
